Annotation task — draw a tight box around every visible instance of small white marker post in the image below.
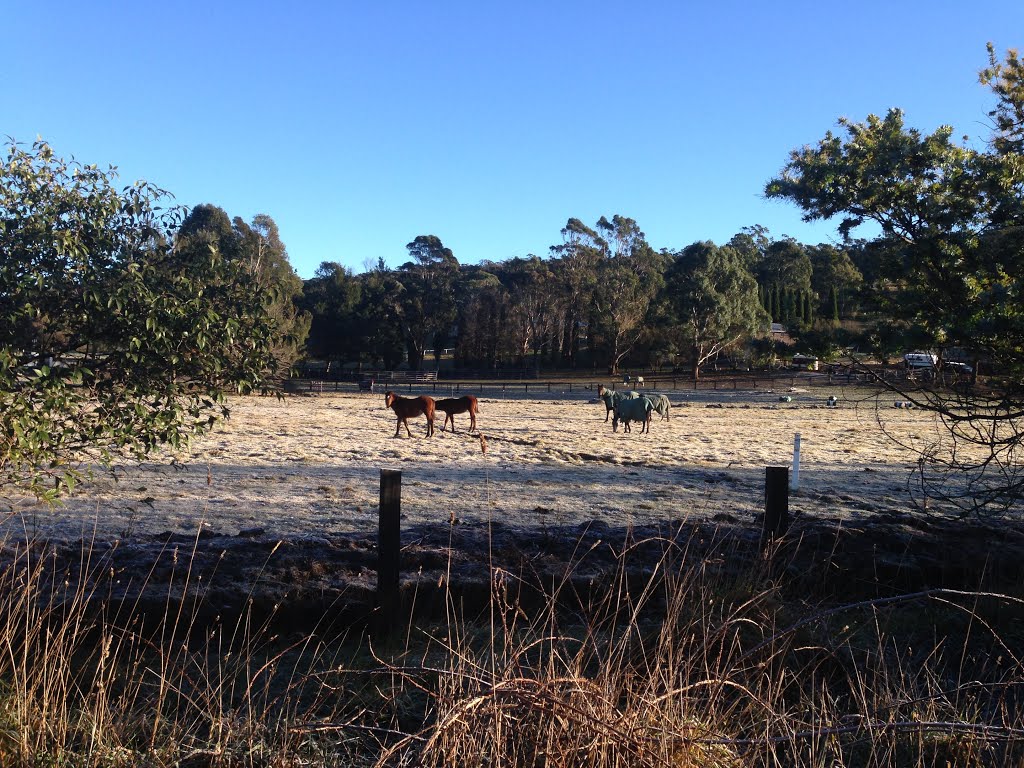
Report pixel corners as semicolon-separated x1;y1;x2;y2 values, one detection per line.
791;432;802;491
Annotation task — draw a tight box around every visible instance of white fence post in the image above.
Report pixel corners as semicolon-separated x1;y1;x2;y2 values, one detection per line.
791;432;802;491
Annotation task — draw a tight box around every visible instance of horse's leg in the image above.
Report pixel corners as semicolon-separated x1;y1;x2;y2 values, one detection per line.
426;415;434;437
404;418;413;438
394;418;401;438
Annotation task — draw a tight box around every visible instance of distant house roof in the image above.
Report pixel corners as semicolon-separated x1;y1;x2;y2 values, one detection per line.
771;323;786;335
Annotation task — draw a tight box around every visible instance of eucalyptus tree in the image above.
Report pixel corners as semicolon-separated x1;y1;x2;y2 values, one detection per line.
549;218;602;367
0;140;281;501
766;46;1024;516
806;243;862;319
727;224;772;273
233;213;310;373
662;241;770;381
392;235;460;370
177;205;309;377
498;255;561;370
589;215;665;374
300;261;363;362
454;264;506;369
357;260;407;369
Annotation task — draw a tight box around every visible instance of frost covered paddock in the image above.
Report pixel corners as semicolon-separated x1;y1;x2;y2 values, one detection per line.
4;391;958;543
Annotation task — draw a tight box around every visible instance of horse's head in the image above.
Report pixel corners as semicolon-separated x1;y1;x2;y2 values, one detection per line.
384;391;396;409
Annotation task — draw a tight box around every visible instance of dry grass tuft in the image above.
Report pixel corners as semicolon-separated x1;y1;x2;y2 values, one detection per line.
0;520;1020;766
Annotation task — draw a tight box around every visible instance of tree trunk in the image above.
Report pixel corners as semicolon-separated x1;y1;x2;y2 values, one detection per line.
406;340;423;371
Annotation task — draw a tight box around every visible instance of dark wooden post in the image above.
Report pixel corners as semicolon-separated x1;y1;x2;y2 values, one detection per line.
377;469;402;636
762;466;790;547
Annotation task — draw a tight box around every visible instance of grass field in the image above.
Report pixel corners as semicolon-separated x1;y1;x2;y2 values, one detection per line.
0;387;1021;766
4;385;968;542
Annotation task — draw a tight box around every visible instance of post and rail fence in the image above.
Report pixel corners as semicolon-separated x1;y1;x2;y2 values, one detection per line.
290;369;884;396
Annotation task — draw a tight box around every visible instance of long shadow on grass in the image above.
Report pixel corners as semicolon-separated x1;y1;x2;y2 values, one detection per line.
3;507;1022;643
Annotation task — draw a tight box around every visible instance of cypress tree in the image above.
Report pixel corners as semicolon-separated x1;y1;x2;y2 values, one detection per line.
831;285;840;325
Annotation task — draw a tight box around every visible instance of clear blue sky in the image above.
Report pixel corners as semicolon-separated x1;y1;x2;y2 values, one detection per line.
9;2;1022;278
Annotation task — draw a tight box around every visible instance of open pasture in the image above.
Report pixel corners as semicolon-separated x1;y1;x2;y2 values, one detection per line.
3;387;959;543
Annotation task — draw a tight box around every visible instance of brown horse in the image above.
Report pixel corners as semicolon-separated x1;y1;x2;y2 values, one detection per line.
434;395;480;433
384;391;435;437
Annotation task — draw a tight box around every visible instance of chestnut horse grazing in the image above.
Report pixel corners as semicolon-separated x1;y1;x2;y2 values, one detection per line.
434;395;480;433
384;391;435;437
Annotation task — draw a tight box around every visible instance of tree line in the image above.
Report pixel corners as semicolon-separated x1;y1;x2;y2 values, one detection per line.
297;222;871;379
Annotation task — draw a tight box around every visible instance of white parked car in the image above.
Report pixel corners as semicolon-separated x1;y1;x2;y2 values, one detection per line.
903;352;938;369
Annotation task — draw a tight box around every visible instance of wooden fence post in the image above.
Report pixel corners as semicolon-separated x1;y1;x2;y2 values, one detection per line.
377;469;402;637
762;466;790;547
